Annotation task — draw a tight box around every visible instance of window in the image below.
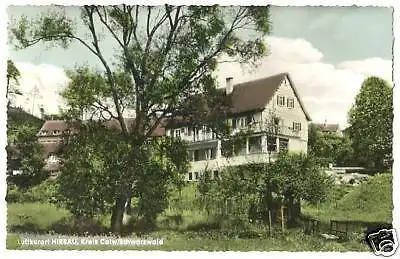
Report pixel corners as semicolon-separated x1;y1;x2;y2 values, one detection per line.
175;129;181;137
279;138;289;152
194;150;200;161
287;98;294;108
283;78;290;86
277;96;285;106
239;118;246;128
273;117;280;126
210;148;216;159
267;136;277;152
187;127;192;136
188;172;193;181
292;122;302;131
232;119;237;129
195;172;199;180
246;115;253;125
194;128;200;141
249;136;262;154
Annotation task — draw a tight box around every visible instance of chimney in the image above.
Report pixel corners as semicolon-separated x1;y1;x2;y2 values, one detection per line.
226;77;233;95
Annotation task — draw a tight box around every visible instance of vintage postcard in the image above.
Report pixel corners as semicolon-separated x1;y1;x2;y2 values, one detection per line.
2;1;398;258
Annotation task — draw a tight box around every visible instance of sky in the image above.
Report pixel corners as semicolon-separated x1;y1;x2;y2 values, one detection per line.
6;6;393;128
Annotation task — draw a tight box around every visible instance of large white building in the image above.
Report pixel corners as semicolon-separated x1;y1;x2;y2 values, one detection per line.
165;73;312;181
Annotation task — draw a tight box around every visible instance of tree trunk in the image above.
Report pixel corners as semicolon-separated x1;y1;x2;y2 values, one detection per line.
111;194;127;234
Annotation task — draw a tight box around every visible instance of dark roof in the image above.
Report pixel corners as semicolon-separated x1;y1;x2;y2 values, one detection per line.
228;73;311;120
38;118;166;138
166;73;312;128
314;123;340;132
38;120;71;132
229;73;287;114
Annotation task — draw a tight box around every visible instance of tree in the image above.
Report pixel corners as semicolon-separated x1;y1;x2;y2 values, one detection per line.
198;153;332;225
58;121;188;225
267;153;333;223
7;59;22;102
7;125;46;189
348;77;393;170
10;5;271;233
308;130;354;166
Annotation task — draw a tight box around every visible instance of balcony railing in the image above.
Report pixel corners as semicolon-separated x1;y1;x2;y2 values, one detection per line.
232;123;302;138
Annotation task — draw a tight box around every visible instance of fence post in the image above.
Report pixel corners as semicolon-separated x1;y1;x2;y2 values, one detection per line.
281;205;285;233
268;209;272;237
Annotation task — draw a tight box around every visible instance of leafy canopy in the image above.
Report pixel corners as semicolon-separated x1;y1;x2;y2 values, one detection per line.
348;76;393;170
10;5;271;137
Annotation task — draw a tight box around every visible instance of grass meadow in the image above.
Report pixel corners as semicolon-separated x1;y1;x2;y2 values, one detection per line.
6;173;392;251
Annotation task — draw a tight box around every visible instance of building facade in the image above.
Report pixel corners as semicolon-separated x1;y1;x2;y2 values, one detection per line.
165;73;312;181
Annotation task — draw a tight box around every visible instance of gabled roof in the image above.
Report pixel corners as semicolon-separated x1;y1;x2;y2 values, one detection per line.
227;72;311;120
38;120;71;133
285;74;312;121
166;72;312;128
229;73;288;114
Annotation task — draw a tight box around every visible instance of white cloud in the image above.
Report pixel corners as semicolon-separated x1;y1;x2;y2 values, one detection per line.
11;37;392;129
216;36;392;129
10;62;70;118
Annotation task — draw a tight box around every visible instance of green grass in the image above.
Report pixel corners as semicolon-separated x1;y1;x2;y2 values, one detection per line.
7;229;370;251
7;202;71;233
303;173;393;223
7;176;390;251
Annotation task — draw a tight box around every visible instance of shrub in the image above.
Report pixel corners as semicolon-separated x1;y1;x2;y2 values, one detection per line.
6;180;59;203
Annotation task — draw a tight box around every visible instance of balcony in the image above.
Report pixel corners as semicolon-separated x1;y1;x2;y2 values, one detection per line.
232;123;302;138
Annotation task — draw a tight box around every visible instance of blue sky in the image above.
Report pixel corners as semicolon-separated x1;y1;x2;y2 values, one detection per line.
7;6;393;126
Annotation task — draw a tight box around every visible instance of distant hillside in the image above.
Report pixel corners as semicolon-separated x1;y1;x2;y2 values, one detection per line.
7;106;44;132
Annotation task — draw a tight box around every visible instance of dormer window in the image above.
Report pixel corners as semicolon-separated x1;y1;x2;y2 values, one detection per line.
53;130;60;135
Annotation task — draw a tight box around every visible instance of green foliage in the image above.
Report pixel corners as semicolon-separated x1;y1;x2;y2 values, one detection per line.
267;153;333;204
7;107;44;134
9;5;272;233
308;131;354;166
198;154;333;223
303;173;392;223
7;59;21;88
57;123;128;218
7;124;46;189
348;77;393;170
6;180;59;203
134;137;189;224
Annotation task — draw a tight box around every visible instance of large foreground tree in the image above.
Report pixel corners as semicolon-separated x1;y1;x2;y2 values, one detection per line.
10;5;271;233
348;76;393;170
